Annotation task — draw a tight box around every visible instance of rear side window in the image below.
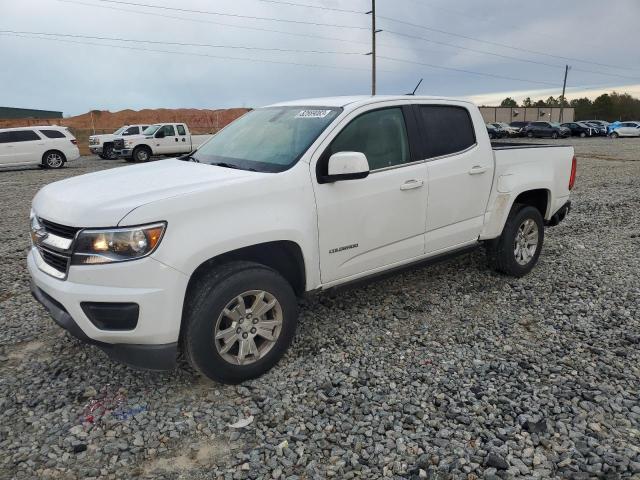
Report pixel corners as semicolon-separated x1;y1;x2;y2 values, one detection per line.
418;105;476;159
10;130;41;142
177;125;186;135
39;129;66;139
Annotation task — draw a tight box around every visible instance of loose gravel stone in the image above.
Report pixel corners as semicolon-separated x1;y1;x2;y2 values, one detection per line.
1;139;639;479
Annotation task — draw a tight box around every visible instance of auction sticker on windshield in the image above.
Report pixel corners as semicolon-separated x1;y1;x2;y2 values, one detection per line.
295;110;332;119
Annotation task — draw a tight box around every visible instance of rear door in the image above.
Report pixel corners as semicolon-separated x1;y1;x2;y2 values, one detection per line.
9;130;43;164
175;124;190;152
414;103;494;253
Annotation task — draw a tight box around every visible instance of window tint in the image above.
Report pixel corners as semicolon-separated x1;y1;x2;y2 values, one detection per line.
39;129;66;139
10;130;41;142
418;105;476;158
326;108;410;171
177;124;186;136
161;125;175;136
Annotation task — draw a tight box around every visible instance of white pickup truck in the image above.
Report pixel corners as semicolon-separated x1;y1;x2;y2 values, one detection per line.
88;125;150;159
28;96;575;384
112;123;213;162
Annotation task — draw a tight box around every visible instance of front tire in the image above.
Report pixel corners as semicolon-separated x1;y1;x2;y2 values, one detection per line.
42;150;66;169
486;204;544;277
182;261;298;384
132;146;151;162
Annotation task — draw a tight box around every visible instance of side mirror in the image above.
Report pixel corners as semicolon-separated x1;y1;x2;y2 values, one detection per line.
324;152;370;183
155;130;165;139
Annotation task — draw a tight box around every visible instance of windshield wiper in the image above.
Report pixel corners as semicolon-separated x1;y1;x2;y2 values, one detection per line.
210;162;257;172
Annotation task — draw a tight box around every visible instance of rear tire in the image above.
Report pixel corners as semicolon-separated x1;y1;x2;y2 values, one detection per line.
486;204;544;277
182;261;298;384
42;150;66;169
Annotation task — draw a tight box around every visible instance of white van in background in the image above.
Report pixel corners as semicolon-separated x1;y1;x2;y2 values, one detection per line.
0;126;80;169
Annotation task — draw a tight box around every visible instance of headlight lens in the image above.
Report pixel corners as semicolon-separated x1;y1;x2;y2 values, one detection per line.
71;222;166;265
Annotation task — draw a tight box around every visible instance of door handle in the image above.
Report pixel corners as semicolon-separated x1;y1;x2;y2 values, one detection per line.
400;179;424;190
469;166;488;175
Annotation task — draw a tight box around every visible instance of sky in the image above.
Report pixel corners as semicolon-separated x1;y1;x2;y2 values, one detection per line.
1;0;639;116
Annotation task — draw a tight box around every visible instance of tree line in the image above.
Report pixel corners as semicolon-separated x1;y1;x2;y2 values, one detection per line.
497;92;640;121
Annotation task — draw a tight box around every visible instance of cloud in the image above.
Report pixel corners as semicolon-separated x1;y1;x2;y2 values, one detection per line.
1;0;638;114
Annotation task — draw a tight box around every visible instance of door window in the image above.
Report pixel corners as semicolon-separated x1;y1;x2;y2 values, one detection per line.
417;105;476;158
177;125;186;136
161;125;176;136
323;108;410;172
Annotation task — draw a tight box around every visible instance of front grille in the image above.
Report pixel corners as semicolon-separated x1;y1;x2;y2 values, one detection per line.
113;138;125;150
40;247;70;274
40;219;81;240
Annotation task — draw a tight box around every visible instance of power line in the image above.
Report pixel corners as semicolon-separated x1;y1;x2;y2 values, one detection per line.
85;0;369;30
255;0;364;14
377;55;562;87
58;0;371;46
0;30;367;55
380;30;640;83
0;32;372;71
377;14;630;71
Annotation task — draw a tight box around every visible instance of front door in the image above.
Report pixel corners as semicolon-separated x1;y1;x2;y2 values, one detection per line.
154;125;177;154
313;106;428;284
414;103;494;253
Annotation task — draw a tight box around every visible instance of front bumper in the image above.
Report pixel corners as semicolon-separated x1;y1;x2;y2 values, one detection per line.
115;149;132;157
27;248;189;370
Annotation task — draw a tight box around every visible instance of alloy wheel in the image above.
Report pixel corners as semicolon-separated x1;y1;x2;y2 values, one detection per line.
513;218;539;265
214;290;283;365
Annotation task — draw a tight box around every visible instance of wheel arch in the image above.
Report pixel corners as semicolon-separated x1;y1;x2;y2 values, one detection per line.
179;240;306;340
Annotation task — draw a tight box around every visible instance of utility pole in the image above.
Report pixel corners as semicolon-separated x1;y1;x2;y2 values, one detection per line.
560;64;570;122
367;0;377;96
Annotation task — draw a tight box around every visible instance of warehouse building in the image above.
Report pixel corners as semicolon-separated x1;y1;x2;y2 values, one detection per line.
479;106;574;124
0;107;63;119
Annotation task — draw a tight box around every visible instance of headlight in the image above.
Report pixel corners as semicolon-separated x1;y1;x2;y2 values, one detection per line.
71;222;166;265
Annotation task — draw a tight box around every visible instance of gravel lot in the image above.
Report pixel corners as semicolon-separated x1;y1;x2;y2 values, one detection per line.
1;138;639;480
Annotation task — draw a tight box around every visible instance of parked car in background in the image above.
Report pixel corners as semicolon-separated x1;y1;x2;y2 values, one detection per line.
0;126;79;169
609;121;640;138
509;121;531;136
486;123;505;139
561;122;594;138
28;95;575;383
89;124;150;159
523;121;570;139
489;122;519;137
113;123;213;162
582;120;609;136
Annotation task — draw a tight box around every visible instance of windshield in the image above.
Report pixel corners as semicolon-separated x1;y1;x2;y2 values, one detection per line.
143;125;161;135
113;127;126;135
191;106;342;172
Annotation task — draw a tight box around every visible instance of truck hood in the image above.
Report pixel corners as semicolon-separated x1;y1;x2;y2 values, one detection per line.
33;159;255;227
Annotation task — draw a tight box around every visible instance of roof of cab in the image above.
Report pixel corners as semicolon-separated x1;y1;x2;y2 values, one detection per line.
267;95;472;109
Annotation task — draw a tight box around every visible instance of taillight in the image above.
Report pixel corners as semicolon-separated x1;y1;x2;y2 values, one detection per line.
569;155;577;190
70;139;77;145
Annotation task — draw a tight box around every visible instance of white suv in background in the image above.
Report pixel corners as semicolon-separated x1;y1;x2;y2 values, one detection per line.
0;126;80;169
610;121;640;138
